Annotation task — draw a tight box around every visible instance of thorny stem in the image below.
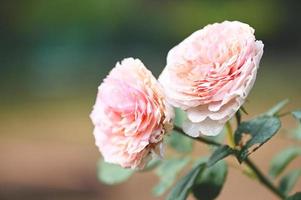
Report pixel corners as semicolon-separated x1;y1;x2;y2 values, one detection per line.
173;125;286;200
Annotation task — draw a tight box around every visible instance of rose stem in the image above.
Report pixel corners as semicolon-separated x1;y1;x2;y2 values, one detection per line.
173;125;286;200
226;121;235;148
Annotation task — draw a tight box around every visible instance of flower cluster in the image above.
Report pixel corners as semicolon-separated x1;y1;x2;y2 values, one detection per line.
90;21;264;169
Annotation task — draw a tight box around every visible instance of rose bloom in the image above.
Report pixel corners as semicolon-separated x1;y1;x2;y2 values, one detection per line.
90;58;173;169
159;21;264;137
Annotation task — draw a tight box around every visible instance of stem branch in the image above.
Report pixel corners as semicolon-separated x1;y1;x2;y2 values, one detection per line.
244;158;286;199
173;125;286;200
226;121;235;148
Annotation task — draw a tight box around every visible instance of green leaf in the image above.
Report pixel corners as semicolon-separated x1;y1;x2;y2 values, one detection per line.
97;160;134;185
168;131;193;153
234;116;281;162
207;145;234;167
167;162;206;200
269;147;301;178
265;99;289;116
192;161;228;200
279;169;301;195
292;110;301;122
287;192;301;200
153;157;190;196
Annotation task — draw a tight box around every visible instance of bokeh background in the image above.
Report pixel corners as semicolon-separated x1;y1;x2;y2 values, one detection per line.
1;0;301;199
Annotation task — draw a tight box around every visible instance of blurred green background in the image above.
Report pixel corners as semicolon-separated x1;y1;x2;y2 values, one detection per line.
0;0;301;199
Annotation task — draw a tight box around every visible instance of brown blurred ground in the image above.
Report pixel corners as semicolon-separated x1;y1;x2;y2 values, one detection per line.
0;58;301;200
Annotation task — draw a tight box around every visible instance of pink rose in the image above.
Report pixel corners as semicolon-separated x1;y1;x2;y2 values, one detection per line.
159;21;264;137
90;58;173;169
